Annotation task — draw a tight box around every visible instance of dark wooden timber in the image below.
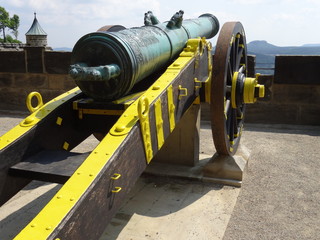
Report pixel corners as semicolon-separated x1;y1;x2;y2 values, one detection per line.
51;125;147;239
0;92;91;206
47;46;211;239
0;44;211;238
10;151;90;184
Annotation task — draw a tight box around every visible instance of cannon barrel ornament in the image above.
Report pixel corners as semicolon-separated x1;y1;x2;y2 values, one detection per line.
69;11;219;100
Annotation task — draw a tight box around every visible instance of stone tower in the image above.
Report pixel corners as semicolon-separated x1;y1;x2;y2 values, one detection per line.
25;13;47;47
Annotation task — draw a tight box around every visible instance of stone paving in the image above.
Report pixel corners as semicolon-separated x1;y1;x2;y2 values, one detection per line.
0;112;319;239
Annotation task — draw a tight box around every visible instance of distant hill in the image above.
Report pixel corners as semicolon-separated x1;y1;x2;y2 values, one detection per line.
248;40;320;55
248;40;320;74
302;44;320;47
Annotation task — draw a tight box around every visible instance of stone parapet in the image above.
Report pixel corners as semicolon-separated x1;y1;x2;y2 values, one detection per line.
0;72;76;111
0;43;26;51
0;53;319;125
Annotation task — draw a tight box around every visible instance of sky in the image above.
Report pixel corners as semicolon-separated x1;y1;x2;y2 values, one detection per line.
1;0;320;49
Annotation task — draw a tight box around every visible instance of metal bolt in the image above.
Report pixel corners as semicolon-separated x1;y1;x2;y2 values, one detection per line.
115;125;125;132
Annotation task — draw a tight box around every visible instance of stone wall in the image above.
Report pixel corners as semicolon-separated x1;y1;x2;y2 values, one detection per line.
0;43;26;51
0;47;75;112
201;55;320;125
0;49;319;125
0;73;75;111
244;56;320;125
0;47;71;74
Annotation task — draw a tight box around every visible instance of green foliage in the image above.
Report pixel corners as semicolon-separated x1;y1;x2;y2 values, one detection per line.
0;35;21;43
0;6;20;42
9;14;20;39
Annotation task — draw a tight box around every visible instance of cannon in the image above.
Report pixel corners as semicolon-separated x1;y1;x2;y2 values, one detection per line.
69;12;219;100
0;11;264;239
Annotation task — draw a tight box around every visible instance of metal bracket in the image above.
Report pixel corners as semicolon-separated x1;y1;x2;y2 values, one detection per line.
154;98;164;150
167;85;175;132
110;173;121;180
111;187;122;193
178;85;188;100
138;96;153;163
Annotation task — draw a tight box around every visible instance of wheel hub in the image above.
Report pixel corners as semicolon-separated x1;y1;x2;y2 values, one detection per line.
232;71;265;108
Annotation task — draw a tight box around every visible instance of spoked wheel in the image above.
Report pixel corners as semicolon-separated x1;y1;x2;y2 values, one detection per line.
211;22;248;156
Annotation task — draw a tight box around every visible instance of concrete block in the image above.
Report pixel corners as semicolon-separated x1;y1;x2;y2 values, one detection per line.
25;47;44;73
153;104;200;166
0;74;14;87
298;104;320;125
0;88;28;111
247;55;256;77
38;89;65;103
273;84;320;105
48;75;65;90
0;52;26;73
275;56;320;84
14;74;48;89
64;75;77;90
200;102;210;122
245;103;298;124
45;52;71;74
202;144;250;187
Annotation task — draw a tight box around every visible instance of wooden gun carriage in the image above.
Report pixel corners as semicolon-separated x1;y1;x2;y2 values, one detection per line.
0;10;264;239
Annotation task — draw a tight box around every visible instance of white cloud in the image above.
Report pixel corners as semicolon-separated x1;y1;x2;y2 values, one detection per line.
4;0;25;7
2;0;320;47
22;0;160;24
230;0;271;4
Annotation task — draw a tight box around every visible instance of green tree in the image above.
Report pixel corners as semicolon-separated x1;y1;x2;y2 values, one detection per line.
9;14;20;40
0;6;20;42
0;6;9;41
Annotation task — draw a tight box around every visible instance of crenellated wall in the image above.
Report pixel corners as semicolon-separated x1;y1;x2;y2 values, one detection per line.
0;48;319;125
244;56;320;125
0;72;75;111
202;56;320;125
0;47;74;111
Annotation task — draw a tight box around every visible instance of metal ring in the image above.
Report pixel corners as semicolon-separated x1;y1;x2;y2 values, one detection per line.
26;92;44;113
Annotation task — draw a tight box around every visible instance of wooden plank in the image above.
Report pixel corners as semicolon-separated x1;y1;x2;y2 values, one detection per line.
50;126;148;239
10;151;90;184
14;42;212;239
0;90;90;206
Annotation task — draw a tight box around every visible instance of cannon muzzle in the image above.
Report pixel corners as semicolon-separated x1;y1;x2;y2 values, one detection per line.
70;11;219;101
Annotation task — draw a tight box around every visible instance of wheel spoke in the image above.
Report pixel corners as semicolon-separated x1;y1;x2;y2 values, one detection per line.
227;60;233;85
211;22;247;155
229;109;235;142
236;47;244;70
231;41;236;72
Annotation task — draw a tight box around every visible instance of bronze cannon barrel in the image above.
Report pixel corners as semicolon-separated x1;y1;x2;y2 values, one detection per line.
70;11;219;101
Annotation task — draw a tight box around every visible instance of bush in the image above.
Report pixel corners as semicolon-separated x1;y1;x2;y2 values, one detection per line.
0;35;22;43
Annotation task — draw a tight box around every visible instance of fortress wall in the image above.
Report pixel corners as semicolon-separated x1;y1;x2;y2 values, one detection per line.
0;72;75;111
201;55;320;125
0;49;319;125
0;47;75;112
244;56;320;125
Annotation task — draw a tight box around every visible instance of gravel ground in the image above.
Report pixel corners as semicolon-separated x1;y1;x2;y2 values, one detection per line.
224;124;320;240
1;112;320;240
